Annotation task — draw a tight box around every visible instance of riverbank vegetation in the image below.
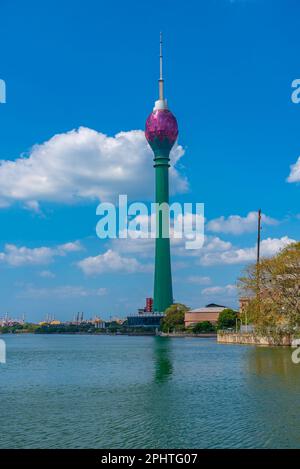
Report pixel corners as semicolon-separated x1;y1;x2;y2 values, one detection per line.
0;305;238;337
160;303;237;334
217;309;238;330
0;322;161;335
239;241;300;337
160;303;188;332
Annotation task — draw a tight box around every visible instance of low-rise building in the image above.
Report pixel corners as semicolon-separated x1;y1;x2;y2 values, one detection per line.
185;304;227;328
127;313;163;328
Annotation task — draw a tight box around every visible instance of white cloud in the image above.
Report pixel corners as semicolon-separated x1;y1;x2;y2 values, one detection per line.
108;233;226;265
78;249;152;276
58;241;82;253
287;156;300;183
174;235;232;259
187;275;211;285
0;127;187;208
110;237;154;258
206;211;278;235
0;241;83;267
199;236;295;266
23;200;42;214
1;245;55;266
18;285;107;299
108;211;205;258
202;284;236;296
203;236;232;252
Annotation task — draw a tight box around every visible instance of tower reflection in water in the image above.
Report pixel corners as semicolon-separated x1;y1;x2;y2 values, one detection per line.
153;336;173;383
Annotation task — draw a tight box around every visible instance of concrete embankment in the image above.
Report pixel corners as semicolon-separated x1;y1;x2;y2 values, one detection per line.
217;332;293;346
158;332;217;338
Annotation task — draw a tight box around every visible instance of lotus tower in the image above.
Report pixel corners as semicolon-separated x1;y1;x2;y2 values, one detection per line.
145;34;178;313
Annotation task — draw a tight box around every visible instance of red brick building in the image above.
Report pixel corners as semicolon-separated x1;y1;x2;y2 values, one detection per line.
184;304;227;328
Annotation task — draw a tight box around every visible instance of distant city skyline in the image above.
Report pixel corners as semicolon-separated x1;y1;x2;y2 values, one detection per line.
1;0;300;320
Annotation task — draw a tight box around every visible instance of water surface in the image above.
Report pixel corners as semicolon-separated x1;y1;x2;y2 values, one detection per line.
0;334;299;448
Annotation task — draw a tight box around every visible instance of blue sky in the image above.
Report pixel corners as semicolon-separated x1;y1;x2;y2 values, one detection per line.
1;0;300;321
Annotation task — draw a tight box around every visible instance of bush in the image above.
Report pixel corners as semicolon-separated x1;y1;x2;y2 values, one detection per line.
217;308;238;330
161;303;189;332
192;321;216;333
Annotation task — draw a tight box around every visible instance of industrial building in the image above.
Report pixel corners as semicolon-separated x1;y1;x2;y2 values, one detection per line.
127;298;163;329
127;313;164;329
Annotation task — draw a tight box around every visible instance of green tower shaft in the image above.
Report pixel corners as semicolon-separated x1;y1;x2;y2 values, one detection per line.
154;152;173;312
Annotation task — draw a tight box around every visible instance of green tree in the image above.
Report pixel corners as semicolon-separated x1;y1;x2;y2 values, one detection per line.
217;308;238;330
23;323;39;333
161;303;189;332
238;241;300;334
192;321;216;333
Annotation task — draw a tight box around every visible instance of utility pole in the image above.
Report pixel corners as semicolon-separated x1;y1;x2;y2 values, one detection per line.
256;209;262;310
257;208;262;266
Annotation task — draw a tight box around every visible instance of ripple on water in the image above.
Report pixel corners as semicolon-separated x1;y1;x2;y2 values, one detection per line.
1;335;300;448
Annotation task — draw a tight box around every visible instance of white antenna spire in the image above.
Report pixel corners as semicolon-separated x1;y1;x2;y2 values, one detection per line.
159;32;164;100
154;32;168;111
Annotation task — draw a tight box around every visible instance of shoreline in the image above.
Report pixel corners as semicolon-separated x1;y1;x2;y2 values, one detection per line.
217;331;295;347
0;331;218;338
158;332;217;338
